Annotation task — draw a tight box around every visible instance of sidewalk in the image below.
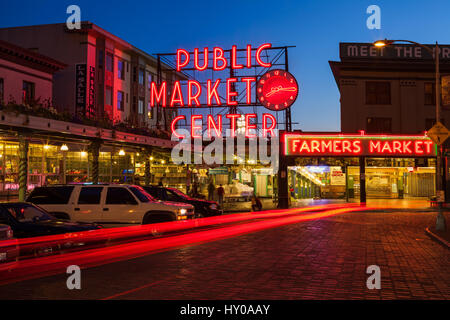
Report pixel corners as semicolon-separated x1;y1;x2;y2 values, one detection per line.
223;198;442;213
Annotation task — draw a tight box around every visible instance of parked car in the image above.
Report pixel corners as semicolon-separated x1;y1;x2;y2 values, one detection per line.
0;202;101;238
0;223;19;265
0;202;102;257
26;184;195;225
142;186;223;218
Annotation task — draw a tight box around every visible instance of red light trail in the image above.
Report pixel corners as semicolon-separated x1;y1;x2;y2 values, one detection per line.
0;204;372;285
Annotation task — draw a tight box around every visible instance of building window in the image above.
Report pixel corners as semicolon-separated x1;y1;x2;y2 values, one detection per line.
366;81;391;105
139;69;145;85
98;50;104;68
133;67;137;82
117;91;124;111
118;60;125;80
22;81;35;104
147;73;153;89
106;53;114;72
424;82;436;105
138;98;144;114
0;78;3;104
366;117;392;133
105;86;113;106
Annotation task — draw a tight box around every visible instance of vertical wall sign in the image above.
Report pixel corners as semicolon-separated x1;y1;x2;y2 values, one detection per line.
75;63;87;118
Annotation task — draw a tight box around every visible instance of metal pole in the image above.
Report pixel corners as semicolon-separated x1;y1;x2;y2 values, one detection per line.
62;152;67;185
435;42;447;230
284;47;292;132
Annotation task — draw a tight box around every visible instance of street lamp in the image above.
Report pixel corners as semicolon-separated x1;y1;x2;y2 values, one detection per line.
374;39;447;231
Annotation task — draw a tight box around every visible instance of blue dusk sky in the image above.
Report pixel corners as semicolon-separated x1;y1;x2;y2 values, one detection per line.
1;0;450;131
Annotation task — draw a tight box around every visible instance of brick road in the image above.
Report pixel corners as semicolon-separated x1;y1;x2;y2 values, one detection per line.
0;210;448;299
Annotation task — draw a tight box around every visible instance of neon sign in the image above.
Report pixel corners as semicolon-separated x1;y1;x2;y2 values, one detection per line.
171;113;277;139
284;133;436;157
153;43;297;139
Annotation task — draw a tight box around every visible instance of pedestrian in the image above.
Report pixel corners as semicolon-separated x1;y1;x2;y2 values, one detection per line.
158;178;163;186
207;181;215;201
217;184;225;208
192;181;199;197
251;194;263;212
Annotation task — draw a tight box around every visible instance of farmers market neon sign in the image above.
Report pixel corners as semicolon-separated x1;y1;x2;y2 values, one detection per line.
284;133;436;157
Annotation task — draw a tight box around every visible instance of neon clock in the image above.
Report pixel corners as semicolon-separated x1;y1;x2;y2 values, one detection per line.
257;69;298;111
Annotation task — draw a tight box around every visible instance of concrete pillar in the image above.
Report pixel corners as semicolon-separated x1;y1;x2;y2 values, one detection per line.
307;180;311;198
143;147;152;186
18;136;29;201
89;140;101;184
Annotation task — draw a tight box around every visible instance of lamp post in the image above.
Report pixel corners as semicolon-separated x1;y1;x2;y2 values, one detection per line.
374;39;447;231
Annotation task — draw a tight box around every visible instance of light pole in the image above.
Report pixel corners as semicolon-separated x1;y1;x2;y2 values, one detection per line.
374;39;447;231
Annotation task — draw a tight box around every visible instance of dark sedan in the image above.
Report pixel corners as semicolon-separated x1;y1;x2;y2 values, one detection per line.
142;186;223;218
0;202;102;257
0;202;102;238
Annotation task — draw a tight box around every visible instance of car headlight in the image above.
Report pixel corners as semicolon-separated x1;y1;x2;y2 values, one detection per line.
209;203;218;210
179;208;187;215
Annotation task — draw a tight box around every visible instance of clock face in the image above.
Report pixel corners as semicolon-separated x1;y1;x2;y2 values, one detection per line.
257;69;299;111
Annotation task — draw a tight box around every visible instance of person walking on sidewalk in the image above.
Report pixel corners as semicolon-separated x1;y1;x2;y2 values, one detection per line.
217;184;225;208
251;193;263;212
207;181;215;201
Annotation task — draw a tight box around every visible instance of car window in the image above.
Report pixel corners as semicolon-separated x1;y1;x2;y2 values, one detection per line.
78;187;103;204
0;209;10;225
106;187;138;205
165;190;180;202
143;187;159;198
170;188;189;199
158;188;168;201
4;204;53;222
27;186;74;204
129;187;156;203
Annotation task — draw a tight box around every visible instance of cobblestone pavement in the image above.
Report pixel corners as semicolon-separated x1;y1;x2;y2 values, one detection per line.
0;210;448;299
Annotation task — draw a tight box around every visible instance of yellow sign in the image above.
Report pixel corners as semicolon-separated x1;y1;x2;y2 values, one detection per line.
427;122;450;146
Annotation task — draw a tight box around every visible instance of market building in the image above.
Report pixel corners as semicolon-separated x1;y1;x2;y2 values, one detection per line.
278;42;450;208
0;23;187;200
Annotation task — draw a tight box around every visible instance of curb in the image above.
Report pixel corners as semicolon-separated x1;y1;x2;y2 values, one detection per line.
425;227;450;249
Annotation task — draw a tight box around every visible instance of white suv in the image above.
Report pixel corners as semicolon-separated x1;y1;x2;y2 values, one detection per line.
26;184;195;225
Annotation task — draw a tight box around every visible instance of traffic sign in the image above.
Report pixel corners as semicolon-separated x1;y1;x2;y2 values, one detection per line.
427;122;450;146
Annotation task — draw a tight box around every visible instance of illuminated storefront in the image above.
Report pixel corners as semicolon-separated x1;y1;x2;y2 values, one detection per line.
0;138;174;198
278;132;437;208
